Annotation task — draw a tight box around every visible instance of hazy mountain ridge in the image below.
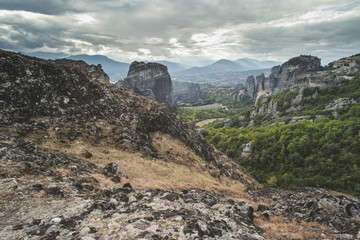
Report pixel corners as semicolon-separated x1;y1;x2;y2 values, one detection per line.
25;52;189;81
176;58;281;76
25;51;281;85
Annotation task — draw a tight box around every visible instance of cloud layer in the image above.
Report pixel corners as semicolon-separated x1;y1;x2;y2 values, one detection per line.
0;0;359;65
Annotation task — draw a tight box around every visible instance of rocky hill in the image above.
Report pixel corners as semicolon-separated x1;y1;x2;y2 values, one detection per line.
235;54;360;126
115;61;177;109
239;54;360;104
1;49;360;239
54;58;110;83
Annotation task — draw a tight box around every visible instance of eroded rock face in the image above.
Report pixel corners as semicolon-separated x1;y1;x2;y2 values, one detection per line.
243;55;321;101
116;61;176;109
175;83;202;103
241;54;360;103
269;55;321;91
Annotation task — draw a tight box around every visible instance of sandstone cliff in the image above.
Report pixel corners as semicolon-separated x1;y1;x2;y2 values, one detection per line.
116;61;176;109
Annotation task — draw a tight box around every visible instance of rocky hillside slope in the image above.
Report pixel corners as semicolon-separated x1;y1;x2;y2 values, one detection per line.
1;49;360;239
115;61;177;109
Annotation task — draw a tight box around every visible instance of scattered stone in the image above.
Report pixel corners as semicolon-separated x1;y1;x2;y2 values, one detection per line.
197;128;207;136
111;176;121;183
240;142;253;158
82;150;93;159
123;183;133;189
103;162;118;176
224;119;232;127
163;193;179;202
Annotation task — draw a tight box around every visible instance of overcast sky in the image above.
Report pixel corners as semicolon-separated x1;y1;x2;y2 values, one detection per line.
0;0;359;65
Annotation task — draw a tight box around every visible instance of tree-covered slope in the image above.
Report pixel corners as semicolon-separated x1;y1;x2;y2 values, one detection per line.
204;73;360;195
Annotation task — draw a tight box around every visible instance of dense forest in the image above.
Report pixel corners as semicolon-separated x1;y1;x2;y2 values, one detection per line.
189;73;360;195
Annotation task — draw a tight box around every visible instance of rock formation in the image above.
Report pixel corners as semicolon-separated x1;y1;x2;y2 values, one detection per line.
175;83;202;103
242;55;321;101
327;53;360;73
325;98;357;110
240;142;253;158
240;54;360;102
54;58;110;83
115;61;176;109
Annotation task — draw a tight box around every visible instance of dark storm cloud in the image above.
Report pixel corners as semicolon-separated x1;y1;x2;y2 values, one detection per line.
0;0;81;15
0;0;136;15
0;0;358;63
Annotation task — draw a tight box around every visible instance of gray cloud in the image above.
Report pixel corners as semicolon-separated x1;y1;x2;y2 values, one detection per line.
241;15;360;63
0;0;358;64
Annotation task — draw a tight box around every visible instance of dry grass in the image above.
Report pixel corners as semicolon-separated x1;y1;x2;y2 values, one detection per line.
35;130;248;200
329;190;357;200
255;215;333;240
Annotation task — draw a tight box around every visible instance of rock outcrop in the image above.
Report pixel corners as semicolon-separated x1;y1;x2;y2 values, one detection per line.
325;98;357;110
240;54;360;102
242;55;321;101
327;53;360;73
240;142;253;158
175;83;202;103
116;61;176;109
246;187;360;239
54;59;110;83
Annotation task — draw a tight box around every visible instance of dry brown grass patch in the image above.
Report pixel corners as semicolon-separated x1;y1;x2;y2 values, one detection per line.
36;131;249;200
255;216;333;240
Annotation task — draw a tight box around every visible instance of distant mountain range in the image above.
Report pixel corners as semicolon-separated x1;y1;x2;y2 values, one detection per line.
25;51;281;84
176;58;281;76
172;58;281;85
